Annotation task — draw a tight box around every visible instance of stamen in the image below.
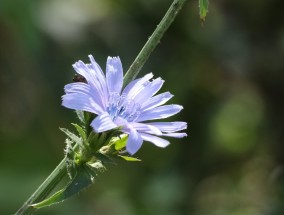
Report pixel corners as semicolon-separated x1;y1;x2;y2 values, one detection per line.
107;93;141;122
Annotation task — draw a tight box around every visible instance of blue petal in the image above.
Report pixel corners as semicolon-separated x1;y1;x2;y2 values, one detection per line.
73;57;107;109
123;73;153;99
161;133;187;138
126;127;143;155
134;78;164;104
88;55;106;82
121;78;141;96
64;82;90;94
62;94;96;113
140;133;170;148
91;112;118;133
64;82;104;110
88;55;109;107
106;57;123;94
62;83;104;114
129;122;162;135
144;122;187;132
136;105;183;122
141;92;173;111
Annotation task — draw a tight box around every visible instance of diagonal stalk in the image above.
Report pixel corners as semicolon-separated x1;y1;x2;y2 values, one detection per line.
123;0;188;86
15;158;67;215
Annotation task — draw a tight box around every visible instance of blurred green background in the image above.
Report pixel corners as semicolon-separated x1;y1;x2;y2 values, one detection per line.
1;0;284;214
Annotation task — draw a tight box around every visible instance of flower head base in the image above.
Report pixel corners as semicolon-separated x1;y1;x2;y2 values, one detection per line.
62;55;187;154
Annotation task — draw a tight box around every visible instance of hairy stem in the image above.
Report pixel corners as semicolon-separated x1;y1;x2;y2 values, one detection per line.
123;0;188;86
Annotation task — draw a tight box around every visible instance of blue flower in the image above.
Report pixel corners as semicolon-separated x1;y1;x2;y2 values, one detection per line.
62;55;187;154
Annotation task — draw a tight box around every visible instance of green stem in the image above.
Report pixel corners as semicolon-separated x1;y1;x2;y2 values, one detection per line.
123;0;188;86
15;158;67;215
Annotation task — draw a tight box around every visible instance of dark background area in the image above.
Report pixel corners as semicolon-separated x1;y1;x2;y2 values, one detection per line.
1;0;284;214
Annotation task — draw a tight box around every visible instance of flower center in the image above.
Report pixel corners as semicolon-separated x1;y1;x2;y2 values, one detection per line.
107;92;141;122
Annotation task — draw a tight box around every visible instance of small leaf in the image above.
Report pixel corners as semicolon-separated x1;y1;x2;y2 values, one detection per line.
32;189;64;209
75;110;85;123
97;132;107;150
118;155;141;162
60;128;82;146
32;166;93;208
87;131;99;144
83;112;95;126
112;134;128;151
199;0;209;23
71;123;87;143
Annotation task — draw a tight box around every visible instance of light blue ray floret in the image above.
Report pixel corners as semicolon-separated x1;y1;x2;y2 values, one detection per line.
62;55;187;155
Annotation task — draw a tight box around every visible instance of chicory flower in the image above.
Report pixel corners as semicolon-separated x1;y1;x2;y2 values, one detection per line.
62;55;187;154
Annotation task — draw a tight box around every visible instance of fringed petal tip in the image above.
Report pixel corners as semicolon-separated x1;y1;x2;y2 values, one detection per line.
106;56;123;94
88;54;95;61
107;56;121;62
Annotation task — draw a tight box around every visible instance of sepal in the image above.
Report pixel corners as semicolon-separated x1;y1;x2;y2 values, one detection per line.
59;127;83;148
75;110;84;123
71;123;88;146
199;0;209;23
111;134;128;151
117;155;141;162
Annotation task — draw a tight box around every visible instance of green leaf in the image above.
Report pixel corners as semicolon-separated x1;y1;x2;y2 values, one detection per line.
112;134;128;151
199;0;209;23
83;112;91;123
75;110;85;123
87;131;99;144
60;127;82;146
71;123;87;143
32;166;93;209
118;155;141;162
